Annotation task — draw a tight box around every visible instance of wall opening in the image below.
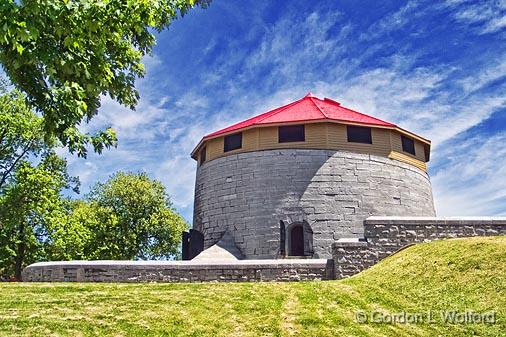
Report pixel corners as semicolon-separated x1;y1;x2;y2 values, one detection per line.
181;229;204;260
285;221;314;257
290;225;304;256
279;221;286;256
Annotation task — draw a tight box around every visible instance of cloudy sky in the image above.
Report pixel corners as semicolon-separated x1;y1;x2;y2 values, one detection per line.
67;0;506;222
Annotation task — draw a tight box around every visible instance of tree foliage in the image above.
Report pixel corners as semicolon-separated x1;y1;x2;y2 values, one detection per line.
0;82;79;278
44;172;188;262
83;172;188;260
0;0;210;157
0;81;48;191
0;154;74;279
1;170;188;278
0;84;187;278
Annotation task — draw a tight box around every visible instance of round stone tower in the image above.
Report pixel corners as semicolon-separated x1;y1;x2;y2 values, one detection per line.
191;93;435;259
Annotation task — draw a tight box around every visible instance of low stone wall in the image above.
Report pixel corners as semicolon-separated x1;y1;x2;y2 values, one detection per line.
22;259;334;283
23;217;506;282
333;217;506;279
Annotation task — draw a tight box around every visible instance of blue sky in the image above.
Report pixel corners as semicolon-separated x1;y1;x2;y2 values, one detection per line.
65;0;506;222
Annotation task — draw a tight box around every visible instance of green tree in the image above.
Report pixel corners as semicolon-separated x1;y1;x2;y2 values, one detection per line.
43;200;94;261
0;154;75;279
0;81;79;279
0;0;209;157
0;81;187;276
0;82;47;191
80;172;188;260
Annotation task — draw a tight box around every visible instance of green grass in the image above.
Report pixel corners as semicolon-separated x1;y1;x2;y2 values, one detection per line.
1;236;505;336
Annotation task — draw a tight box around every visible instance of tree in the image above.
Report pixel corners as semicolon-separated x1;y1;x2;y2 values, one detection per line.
0;0;210;157
0;82;186;277
0;81;47;191
0;81;79;279
78;172;188;260
0;154;75;279
42;200;95;261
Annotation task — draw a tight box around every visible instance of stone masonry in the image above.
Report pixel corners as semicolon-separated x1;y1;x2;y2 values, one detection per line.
332;217;506;279
22;259;334;283
193;149;435;259
22;217;506;282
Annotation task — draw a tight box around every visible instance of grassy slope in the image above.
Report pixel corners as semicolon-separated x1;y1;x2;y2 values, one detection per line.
0;236;504;337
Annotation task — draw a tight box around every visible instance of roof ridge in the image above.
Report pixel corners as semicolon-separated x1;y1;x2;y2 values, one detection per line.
336;104;395;126
255;95;308;124
203;95;309;139
309;97;329;119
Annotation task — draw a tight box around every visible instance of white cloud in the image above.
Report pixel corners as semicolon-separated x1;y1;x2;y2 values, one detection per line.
458;59;506;93
154;155;196;210
448;0;506;34
432;133;506;215
63;2;506;220
360;1;423;41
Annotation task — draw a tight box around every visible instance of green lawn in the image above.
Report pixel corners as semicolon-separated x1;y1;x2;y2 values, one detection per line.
1;236;505;337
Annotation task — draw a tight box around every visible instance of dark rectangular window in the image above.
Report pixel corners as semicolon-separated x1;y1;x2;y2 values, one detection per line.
199;146;206;164
401;135;416;155
279;125;305;143
224;132;242;152
347;125;372;144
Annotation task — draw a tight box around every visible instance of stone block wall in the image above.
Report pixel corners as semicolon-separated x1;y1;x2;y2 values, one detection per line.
22;259;334;283
23;218;506;282
194;149;435;259
333;217;506;279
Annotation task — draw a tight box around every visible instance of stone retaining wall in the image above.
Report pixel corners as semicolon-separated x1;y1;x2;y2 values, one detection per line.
22;259;334;283
333;217;506;279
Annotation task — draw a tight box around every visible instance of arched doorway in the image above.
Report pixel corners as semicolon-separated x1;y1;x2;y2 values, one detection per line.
289;225;305;256
280;220;314;257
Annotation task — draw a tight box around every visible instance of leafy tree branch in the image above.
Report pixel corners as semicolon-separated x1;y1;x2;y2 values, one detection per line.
0;0;210;157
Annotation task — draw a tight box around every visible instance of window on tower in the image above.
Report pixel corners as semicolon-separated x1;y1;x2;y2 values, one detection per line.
278;125;305;143
347;125;372;144
224;132;242;152
401;135;416;155
199;146;206;164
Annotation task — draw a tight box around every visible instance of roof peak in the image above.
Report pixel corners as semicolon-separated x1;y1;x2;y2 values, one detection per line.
200;93;397;143
303;93;341;106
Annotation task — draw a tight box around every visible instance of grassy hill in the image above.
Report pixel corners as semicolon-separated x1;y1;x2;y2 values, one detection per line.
0;236;504;337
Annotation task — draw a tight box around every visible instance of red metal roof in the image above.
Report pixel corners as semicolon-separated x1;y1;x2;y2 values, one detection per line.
203;93;395;140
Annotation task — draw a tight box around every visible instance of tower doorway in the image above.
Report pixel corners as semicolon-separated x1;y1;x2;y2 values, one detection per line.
289;225;305;256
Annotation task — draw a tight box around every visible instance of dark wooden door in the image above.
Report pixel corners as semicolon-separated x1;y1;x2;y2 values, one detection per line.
290;225;304;256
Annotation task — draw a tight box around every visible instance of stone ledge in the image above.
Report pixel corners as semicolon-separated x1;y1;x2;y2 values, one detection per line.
333;217;506;280
365;216;506;225
333;238;368;248
27;259;329;268
22;259;334;282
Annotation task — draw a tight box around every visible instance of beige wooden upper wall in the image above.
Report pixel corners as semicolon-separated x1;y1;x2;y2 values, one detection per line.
200;122;429;171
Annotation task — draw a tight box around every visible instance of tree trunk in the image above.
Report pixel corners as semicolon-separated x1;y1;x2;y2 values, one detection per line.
14;222;25;281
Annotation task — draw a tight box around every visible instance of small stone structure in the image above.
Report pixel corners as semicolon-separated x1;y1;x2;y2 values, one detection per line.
192;231;244;260
332;217;506;279
22;259;333;283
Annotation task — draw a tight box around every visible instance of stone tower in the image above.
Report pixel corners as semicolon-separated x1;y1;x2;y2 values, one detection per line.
191;93;435;259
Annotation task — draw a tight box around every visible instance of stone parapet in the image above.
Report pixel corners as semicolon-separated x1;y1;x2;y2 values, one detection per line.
332;217;506;279
22;259;334;283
